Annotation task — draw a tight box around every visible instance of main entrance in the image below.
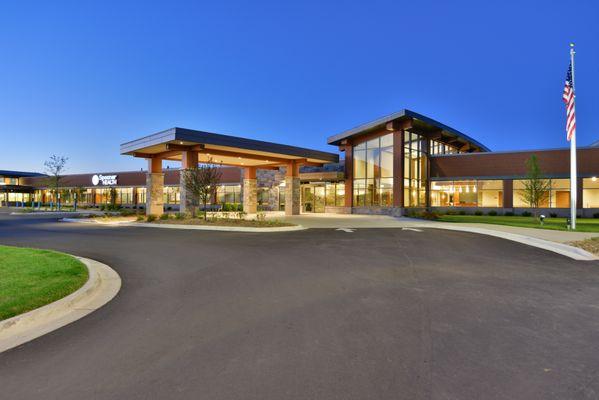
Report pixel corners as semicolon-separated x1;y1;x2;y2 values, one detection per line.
302;184;325;213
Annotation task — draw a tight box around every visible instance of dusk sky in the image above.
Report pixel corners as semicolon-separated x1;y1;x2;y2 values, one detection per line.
1;1;598;174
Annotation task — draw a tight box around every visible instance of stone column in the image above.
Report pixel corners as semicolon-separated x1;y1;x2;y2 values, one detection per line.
179;151;198;214
146;158;164;216
285;162;300;215
243;167;257;214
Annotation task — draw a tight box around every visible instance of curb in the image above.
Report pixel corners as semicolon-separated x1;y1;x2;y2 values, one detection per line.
61;218;308;233
0;256;121;353
421;223;598;261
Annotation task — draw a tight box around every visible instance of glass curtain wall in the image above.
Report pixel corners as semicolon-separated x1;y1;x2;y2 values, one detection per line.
353;134;393;207
404;132;427;207
430;140;458;155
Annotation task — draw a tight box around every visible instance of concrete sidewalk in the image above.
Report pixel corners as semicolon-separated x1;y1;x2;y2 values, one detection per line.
268;213;599;243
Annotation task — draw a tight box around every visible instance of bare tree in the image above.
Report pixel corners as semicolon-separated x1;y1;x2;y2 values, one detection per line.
181;160;222;220
44;155;68;211
520;155;551;217
72;186;85;211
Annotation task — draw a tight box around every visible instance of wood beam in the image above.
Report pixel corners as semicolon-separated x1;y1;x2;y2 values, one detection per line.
165;143;205;151
133;152;155;158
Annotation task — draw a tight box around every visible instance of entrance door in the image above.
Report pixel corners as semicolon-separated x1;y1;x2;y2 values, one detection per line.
302;185;326;213
303;186;315;212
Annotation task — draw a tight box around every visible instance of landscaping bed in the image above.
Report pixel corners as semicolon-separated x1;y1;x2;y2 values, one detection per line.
569;237;599;256
0;246;88;320
148;215;294;228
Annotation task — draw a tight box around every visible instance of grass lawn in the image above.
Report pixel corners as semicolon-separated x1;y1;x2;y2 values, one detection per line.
0;246;88;321
436;215;599;232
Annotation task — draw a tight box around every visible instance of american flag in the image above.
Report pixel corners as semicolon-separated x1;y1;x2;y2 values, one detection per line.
562;62;576;141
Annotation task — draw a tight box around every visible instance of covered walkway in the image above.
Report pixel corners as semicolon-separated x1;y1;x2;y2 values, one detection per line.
120;128;338;216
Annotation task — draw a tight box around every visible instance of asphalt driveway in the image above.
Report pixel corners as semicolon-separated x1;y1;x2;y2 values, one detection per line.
1;213;599;399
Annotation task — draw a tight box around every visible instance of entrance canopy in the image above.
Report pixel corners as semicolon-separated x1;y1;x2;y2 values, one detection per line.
121;127;339;168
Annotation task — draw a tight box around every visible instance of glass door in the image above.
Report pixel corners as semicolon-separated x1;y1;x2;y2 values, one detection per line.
314;186;325;213
303;186;314;212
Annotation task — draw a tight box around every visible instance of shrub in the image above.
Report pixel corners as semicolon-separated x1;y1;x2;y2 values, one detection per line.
458;210;467;215
487;210;497;216
446;210;458;215
159;213;170;220
146;214;157;222
235;210;246;220
420;210;440;220
474;210;483;216
136;215;144;222
521;211;532;217
175;212;184;220
594;213;599;219
504;211;514;216
550;212;558;218
222;203;231;212
256;211;266;221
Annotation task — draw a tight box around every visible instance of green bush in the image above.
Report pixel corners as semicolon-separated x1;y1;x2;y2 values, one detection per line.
159;213;170;220
487;210;497;216
474;210;483;216
175;212;184;220
136;215;144;222
505;211;514;216
237;203;243;211
446;210;458;215
594;213;599;219
458;210;467;215
146;214;157;222
222;203;231;212
521;211;532;217
550;212;558;218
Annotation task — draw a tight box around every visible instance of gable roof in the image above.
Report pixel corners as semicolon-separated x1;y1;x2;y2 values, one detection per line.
327;109;490;152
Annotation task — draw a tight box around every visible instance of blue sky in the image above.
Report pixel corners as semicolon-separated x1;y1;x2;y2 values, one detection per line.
1;0;598;173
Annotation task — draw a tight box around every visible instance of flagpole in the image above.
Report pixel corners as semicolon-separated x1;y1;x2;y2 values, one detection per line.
569;43;577;230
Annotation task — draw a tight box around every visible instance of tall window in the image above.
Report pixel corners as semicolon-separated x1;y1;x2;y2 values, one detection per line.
404;132;427;207
325;182;345;207
513;179;569;208
216;184;241;204
430;180;503;207
583;177;599;208
353;134;393;207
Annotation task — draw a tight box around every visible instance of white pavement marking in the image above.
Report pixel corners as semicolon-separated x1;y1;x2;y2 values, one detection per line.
402;227;423;232
336;228;355;233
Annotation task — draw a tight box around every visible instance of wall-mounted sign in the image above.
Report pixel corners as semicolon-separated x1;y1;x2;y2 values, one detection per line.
92;174;118;186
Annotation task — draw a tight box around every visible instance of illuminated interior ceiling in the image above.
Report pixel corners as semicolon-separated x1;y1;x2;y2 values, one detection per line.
121;128;339;168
